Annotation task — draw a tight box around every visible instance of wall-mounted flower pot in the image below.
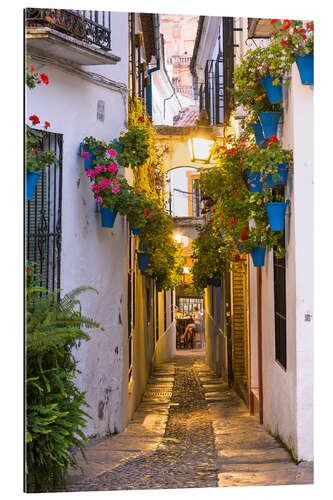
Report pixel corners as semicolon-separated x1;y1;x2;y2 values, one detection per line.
265;163;289;188
295;53;314;85
260;75;283;104
26;171;41;201
80;142;99;171
233;235;244;252
250;122;266;148
259;111;282;139
246;170;263;193
100;207;118;228
130;226;142;236
250;246;266;267
137;252;151;272
139;240;148;252
207;277;221;287
265;201;289;231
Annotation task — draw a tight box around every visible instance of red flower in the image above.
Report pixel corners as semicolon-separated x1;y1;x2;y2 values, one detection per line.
29;114;40;125
300;28;306;33
138;116;145;122
148;117;152;122
40;73;49;85
235;254;241;262
302;35;307;40
221;215;225;220
44;121;50;129
235;193;238;200
212;207;216;212
228;218;237;227
30;65;35;71
270;19;278;24
266;135;279;147
240;226;249;241
251;146;257;151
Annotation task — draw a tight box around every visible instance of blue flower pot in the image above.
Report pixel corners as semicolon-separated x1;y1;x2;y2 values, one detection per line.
26;171;41;200
250;122;266;148
260;75;283;104
137;252;151;272
265;201;288;231
296;54;314;85
250;246;266;267
265;163;289;188
100;207;118;228
220;230;227;240
233;235;244;252
259;111;282;140
246;170;263;193
130;226;142;236
80;142;99;171
207;277;221;287
139;240;148;252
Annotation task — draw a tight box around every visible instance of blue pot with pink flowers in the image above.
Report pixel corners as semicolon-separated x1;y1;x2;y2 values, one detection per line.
295;53;314;85
260;75;283;104
26;171;41;200
100;207;118;228
250;246;266;267
80;142;99;171
265;163;289;188
259;111;282;140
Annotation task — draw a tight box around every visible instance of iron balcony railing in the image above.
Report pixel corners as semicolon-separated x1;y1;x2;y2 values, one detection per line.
25;8;112;51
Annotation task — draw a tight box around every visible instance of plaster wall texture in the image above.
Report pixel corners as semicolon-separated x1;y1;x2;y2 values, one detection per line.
168;167;197;216
151;69;181;125
26;14;130;437
251;64;313;460
154;321;176;364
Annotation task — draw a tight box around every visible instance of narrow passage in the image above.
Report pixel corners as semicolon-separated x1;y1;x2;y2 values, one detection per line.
67;354;218;491
66;353;313;492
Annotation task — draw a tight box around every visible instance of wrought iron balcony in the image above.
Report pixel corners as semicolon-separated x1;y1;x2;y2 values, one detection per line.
26;8;112;50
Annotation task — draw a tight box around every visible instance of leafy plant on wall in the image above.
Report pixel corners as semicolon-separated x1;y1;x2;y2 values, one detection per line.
25;264;103;492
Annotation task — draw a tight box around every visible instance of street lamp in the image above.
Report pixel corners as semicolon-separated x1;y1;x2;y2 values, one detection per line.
173;233;183;245
188;110;215;163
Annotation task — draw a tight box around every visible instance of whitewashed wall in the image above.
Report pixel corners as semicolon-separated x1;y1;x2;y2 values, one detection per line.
26;12;130;437
250;63;313;460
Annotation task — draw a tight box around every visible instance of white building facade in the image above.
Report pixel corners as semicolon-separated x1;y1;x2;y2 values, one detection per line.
25;9;176;438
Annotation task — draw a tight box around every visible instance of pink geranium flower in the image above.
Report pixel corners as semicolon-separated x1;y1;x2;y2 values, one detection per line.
107;149;117;157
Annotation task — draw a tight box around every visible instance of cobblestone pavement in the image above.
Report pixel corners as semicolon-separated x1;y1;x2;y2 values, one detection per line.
65;351;313;492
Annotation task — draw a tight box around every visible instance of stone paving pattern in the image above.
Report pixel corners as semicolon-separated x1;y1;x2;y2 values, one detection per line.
66;352;313;491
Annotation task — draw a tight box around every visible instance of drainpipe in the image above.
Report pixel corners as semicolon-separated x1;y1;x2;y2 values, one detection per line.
248;255;254;415
257;267;263;424
147;14;161;117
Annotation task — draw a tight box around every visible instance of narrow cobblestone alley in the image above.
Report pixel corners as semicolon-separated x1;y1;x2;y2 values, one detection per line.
66;352;313;492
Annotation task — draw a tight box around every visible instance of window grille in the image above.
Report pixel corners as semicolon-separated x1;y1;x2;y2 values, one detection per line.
25;131;63;297
274;239;287;369
178;297;203;316
199;17;234;125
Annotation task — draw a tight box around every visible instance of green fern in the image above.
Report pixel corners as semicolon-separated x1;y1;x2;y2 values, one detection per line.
25;285;101;492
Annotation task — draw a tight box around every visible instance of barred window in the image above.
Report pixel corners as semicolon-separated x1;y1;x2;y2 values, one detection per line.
25;131;63;296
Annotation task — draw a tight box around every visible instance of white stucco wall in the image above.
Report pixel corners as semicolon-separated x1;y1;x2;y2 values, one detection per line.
26;12;130;437
249;63;313;460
